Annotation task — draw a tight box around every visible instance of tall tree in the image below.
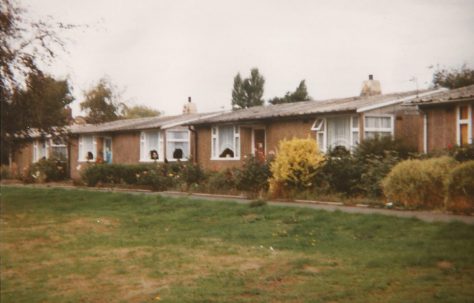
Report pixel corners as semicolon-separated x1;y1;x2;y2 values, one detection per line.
1;73;73;163
433;65;474;89
231;68;265;109
80;78;123;124
269;80;310;105
1;0;75;164
122;104;160;119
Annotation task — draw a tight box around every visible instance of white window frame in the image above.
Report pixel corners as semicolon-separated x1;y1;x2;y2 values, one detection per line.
363;114;394;139
140;130;164;162
50;137;68;161
166;129;190;161
78;135;97;162
312;118;326;152
312;115;359;152
456;104;472;146
33;139;49;163
211;125;241;160
350;116;360;149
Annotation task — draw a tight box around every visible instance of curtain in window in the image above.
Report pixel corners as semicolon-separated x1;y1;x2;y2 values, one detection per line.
218;126;234;153
79;136;95;160
327;117;351;150
365;117;390;128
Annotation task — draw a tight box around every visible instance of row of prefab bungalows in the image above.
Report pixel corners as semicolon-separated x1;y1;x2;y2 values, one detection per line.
11;81;474;180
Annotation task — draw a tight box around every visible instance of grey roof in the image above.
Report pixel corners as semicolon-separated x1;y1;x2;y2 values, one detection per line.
192;89;435;125
411;84;474;106
70;112;220;134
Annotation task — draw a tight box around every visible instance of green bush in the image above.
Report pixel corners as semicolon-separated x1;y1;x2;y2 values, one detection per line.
81;163;174;190
236;155;272;195
445;161;474;214
316;146;362;196
449;144;474;162
359;152;400;198
381;156;457;209
27;159;67;183
354;136;416;161
180;162;206;187
206;168;239;193
1;165;11;180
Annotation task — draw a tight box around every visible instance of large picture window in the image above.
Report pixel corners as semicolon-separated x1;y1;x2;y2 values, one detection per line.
166;130;189;161
211;126;240;159
364;115;393;139
312;116;359;152
140;131;162;161
50;137;67;161
78;135;97;162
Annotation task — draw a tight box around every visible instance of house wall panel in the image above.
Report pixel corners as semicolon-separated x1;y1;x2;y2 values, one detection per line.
426;106;456;152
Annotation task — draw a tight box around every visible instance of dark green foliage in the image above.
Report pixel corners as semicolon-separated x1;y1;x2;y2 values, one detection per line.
81;164;162;187
317;146;363;196
446;161;474;214
433;64;474;89
315;138;415;198
1;0;74;164
354;136;415;161
448;144;474;162
206;168;239;192
180;162;206;187
268;80;311;105
236;156;272;194
231;68;265;109
26;158;67;183
1;73;73;164
80;77;123;124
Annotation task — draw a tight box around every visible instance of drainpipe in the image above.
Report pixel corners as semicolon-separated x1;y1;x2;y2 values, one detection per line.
188;125;197;164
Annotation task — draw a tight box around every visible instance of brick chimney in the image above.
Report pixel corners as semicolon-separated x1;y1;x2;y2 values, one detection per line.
182;96;197;114
360;74;382;97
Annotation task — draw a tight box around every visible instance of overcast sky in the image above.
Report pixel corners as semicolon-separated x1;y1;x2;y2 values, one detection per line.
23;0;474;116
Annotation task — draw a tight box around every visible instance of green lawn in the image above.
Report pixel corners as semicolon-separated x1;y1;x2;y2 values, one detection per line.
1;187;473;303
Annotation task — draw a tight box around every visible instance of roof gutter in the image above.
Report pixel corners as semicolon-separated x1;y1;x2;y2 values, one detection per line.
162;112;224;129
356;88;448;113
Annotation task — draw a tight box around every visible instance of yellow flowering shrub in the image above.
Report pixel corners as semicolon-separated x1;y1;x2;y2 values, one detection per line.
269;138;324;196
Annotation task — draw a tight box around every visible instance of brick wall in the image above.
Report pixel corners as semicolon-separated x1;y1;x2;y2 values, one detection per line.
195;118;315;171
12;142;33;177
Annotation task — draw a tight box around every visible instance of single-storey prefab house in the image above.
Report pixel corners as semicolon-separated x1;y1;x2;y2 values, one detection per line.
411;84;474;152
68;111;219;179
189;78;445;171
10;131;68;177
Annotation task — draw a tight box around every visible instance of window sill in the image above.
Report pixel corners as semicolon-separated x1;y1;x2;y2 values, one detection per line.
139;160;164;163
210;157;241;161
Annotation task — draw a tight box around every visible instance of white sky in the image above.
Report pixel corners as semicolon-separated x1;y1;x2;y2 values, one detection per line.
23;0;474;116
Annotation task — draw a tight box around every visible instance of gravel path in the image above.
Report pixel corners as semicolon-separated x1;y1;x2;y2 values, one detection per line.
2;183;473;225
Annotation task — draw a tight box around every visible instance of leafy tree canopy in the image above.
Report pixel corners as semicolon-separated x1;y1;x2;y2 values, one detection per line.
1;73;73;163
269;80;310;105
1;0;75;164
122;104;160;119
231;68;265;109
433;64;474;89
80;77;124;124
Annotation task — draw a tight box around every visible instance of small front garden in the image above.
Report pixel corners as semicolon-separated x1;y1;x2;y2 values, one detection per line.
1;187;474;302
7;139;474;214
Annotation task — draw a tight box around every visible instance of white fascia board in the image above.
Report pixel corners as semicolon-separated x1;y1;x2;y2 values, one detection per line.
356;88;448;113
161;112;225;129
